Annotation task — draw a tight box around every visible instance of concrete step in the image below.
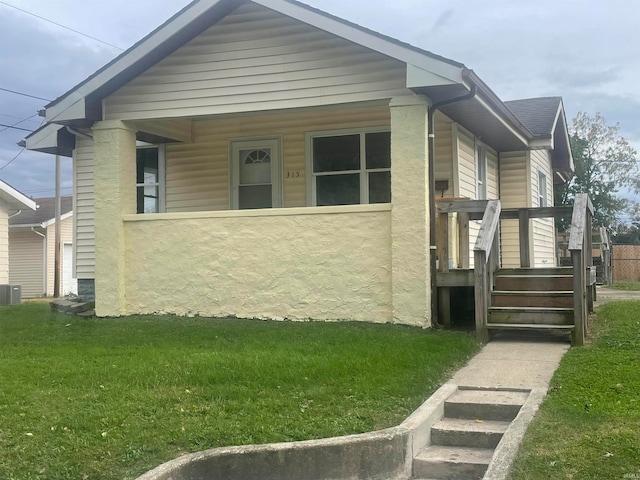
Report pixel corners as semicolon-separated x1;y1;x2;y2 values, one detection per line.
431;418;509;449
445;389;529;422
490;291;573;308
494;274;573;291
413;445;493;480
488;306;574;325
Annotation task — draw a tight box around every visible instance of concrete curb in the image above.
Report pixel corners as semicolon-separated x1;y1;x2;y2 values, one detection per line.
483;387;546;480
136;383;458;480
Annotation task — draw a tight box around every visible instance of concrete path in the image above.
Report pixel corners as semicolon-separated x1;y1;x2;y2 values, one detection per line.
451;331;570;390
595;285;640;305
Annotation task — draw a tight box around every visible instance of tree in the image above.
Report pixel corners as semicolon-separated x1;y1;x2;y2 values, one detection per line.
555;112;639;230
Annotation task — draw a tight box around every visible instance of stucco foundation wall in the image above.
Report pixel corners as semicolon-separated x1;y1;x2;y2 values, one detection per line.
123;206;392;322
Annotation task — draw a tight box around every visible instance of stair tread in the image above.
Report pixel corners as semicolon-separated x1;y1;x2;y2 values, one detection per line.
486;323;574;329
415;445;494;465
492;290;573;295
433;418;510;433
447;389;529;407
489;306;573;312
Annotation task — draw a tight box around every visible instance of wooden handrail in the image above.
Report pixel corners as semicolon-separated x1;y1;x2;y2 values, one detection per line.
473;200;501;343
568;193;594;346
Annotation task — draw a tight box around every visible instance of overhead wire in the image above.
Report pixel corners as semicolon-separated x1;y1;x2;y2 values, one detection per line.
0;0;125;51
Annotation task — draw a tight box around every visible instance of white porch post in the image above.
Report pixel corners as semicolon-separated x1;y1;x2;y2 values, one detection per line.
390;95;431;327
92;120;136;316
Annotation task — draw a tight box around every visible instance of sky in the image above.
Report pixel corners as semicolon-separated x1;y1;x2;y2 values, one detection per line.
1;0;639;210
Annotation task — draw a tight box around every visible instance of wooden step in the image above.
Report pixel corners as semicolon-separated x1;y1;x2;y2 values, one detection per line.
494;274;573;291
491;291;573;308
485;322;575;331
488;307;574;325
496;267;572;276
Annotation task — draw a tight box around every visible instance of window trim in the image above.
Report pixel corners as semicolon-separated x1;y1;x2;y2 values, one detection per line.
305;126;391;207
538;170;548;207
135;144;165;214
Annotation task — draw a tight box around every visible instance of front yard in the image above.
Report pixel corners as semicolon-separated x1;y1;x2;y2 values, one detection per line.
511;300;640;479
0;303;478;480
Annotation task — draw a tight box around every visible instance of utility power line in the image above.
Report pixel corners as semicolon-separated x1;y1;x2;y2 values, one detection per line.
0;87;51;102
0;1;125;51
0;123;34;133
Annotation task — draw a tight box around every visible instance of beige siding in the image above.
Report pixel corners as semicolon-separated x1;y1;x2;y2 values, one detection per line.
74;138;95;279
165;104;391;211
44;216;74;296
499;151;528;268
456;127;476;199
104;3;409;121
0;199;7;283
486;147;499;199
9;228;44;298
531;149;556;266
434;113;454;198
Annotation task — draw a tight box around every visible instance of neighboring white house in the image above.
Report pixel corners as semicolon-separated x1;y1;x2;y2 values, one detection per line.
9;196;76;298
25;0;573;325
0;180;37;285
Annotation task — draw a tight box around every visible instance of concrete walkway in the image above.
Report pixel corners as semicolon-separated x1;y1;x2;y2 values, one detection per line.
452;331;570;390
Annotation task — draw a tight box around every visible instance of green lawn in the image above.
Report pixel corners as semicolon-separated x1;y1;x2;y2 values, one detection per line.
511;300;640;479
611;280;640;291
0;303;478;480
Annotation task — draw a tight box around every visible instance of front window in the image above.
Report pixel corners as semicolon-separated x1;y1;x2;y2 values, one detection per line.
136;146;165;214
309;129;391;206
538;171;548;207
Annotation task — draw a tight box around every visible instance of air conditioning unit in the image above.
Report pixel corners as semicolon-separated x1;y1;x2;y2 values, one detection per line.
0;285;22;305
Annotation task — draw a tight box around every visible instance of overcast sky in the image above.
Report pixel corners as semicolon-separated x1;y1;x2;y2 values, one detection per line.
1;0;639;208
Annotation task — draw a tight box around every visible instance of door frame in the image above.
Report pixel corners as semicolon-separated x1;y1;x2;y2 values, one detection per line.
230;137;282;209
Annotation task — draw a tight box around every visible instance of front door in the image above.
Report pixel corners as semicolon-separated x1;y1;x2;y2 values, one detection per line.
231;138;282;209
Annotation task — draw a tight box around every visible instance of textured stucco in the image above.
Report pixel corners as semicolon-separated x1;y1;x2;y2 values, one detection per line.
93;120;137;316
390;96;431;327
123;206;393;322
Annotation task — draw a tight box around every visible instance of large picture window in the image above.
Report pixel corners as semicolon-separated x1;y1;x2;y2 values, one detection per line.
308;129;391;206
136;145;165;214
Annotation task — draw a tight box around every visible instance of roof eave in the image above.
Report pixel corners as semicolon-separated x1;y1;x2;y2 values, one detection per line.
0;182;37;211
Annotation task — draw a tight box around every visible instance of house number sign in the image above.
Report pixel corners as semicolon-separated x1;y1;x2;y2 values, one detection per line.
285;171;302;178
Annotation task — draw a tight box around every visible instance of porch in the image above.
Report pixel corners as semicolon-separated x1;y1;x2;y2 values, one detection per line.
436;194;596;345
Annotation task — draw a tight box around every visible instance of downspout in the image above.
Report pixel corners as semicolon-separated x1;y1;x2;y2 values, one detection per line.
31;227;47;297
8;210;22;220
428;79;478;327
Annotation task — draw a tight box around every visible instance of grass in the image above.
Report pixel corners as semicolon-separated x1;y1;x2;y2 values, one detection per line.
0;303;478;480
610;280;640;291
511;300;640;479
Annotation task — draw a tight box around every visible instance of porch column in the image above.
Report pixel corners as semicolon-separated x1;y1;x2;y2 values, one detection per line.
92;120;137;316
390;95;431;326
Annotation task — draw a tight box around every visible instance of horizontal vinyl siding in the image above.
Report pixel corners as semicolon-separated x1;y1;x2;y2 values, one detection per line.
0;200;7;283
74;138;95;279
104;3;409;120
486;147;499;199
9;229;44;298
499;151;528;268
531;149;556;266
44;216;74;296
165;104;391;211
434;114;454;198
457;127;476;199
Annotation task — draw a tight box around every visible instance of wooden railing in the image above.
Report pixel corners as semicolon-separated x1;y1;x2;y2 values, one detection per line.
569;193;595;346
473;200;501;343
598;227;613;286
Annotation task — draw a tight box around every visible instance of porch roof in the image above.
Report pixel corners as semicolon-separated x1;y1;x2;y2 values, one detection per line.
0;179;37;212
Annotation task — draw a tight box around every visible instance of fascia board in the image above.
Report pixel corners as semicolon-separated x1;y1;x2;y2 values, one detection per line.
0;182;37;211
25;123;63;151
475;95;530;148
41;211;74;228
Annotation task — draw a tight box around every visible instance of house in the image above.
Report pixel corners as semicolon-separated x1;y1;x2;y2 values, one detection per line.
9;196;76;298
25;0;573;326
0;180;37;286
